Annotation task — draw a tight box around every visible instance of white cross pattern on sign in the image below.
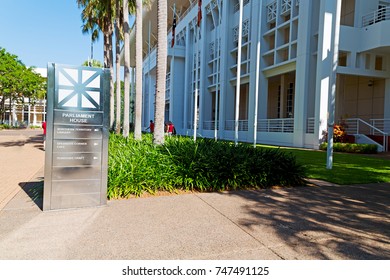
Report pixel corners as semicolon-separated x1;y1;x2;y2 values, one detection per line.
57;68;101;109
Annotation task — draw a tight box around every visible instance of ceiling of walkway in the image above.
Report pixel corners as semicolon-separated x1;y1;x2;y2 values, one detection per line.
126;0;192;66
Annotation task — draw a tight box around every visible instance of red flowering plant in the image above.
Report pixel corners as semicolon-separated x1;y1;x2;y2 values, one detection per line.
333;124;347;142
322;121;348;143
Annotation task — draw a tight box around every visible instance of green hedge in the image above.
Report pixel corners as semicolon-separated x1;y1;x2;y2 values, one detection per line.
319;142;378;154
108;134;306;198
0;124;11;130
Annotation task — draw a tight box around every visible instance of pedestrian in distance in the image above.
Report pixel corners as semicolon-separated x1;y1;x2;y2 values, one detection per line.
146;120;155;133
167;121;176;136
42;121;46;151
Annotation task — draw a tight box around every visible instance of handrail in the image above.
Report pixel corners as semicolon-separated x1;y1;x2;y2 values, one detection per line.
225;120;248;131
370;118;390;133
203;120;219;130
344;118;388;152
257;118;294;133
306;117;315;134
362;7;390;27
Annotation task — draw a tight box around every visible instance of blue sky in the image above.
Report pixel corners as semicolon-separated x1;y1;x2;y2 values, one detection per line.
0;0;104;69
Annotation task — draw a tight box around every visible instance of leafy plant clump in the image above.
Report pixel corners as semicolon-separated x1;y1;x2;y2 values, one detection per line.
107;134;306;199
0;124;11;130
320;142;378;154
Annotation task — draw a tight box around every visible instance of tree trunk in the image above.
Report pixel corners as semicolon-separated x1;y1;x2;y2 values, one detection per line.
109;31;115;132
103;15;115;131
154;0;168;145
122;0;130;137
134;0;143;140
115;0;121;134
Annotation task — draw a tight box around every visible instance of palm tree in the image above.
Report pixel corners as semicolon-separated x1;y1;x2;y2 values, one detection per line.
134;0;143;140
115;0;122;134
81;18;99;66
78;0;115;129
102;0;115;131
122;0;131;137
153;0;167;145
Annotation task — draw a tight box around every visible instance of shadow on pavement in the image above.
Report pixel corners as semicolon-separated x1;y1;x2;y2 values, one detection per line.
227;184;390;259
0;134;43;148
18;179;44;211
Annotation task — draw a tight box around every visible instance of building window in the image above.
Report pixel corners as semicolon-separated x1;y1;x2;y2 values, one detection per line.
281;0;292;16
338;51;348;67
375;55;383;71
267;1;277;23
340;0;355;27
233;0;250;13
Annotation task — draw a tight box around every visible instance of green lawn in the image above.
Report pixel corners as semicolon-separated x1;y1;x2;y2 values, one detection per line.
263;146;390;185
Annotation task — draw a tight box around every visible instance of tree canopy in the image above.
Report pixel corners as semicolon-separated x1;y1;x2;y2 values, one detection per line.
0;47;46;123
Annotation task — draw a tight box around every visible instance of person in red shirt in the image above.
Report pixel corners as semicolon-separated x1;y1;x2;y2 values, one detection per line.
42;121;47;150
167;121;175;136
147;120;154;133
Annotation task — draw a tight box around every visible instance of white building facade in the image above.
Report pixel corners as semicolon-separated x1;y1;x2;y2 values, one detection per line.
136;0;390;151
1;68;47;127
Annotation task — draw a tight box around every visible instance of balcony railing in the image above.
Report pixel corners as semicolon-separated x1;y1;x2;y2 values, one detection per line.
257;118;294;133
306;117;315;134
371;119;390;134
362;7;390;27
203;120;219;130
225;120;248;131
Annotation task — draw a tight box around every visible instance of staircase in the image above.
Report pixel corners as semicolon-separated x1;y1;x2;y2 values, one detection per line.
354;134;384;152
343;118;388;152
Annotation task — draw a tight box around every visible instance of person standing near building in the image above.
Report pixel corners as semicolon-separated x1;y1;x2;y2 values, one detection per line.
147;120;154;133
42;121;46;150
167;121;175;136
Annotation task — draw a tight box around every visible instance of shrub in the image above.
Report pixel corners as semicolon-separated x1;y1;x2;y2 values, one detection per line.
161;137;306;191
320;142;378;154
107;134;306;198
0;124;11;130
322;123;348;143
108;133;176;198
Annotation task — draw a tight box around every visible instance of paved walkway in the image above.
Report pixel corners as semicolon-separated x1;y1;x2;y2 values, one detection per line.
0;129;45;210
0;129;389;260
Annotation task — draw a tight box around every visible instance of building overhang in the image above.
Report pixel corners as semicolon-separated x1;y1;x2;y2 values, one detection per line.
340;22;390;55
121;0;191;67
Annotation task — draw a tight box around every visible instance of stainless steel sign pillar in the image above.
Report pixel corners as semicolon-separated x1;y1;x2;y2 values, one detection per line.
43;64;110;211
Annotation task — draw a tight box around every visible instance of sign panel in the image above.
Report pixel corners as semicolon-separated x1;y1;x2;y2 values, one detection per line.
43;64;110;210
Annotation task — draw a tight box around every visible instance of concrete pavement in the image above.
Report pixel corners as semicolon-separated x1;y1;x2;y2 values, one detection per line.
0;129;389;260
0;129;44;210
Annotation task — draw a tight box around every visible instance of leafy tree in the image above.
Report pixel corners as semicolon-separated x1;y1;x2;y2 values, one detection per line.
78;0;115;129
78;0;150;137
0;47;46;124
82;59;104;67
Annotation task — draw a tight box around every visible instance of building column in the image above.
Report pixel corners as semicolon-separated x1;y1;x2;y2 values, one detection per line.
28;103;31;126
217;0;230;139
280;74;286;118
12;100;17;126
385;78;390;132
199;3;207;135
169;56;174;123
183;26;191;133
247;0;262;143
293;0;313;147
314;0;342;149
